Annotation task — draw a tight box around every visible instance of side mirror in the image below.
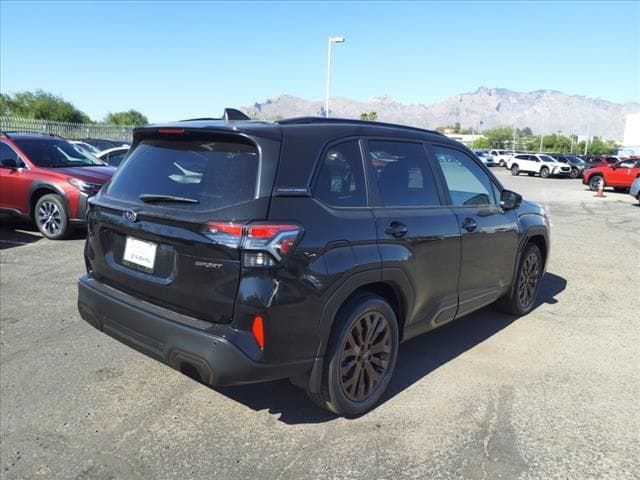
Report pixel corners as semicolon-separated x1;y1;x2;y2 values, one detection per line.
0;158;18;169
500;189;522;210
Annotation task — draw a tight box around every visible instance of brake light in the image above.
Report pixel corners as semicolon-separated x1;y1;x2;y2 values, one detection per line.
252;315;265;350
204;221;303;266
207;222;243;236
158;128;185;134
206;221;244;248
244;223;302;264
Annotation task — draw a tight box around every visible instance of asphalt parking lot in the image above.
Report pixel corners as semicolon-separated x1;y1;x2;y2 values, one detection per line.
1;168;638;480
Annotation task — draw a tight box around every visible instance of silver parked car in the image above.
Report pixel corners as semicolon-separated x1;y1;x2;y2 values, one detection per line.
474;150;497;167
630;176;640;204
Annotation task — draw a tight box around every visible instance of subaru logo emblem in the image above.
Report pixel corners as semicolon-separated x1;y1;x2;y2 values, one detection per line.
123;209;138;222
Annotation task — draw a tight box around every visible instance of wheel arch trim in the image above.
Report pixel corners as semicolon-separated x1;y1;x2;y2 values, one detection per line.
306;268;413;393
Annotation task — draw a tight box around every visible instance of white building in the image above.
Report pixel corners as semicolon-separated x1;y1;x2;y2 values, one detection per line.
620;113;640;156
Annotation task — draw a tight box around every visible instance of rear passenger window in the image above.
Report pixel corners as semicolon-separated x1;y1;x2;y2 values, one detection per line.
314;140;366;207
432;145;497;206
368;141;440;207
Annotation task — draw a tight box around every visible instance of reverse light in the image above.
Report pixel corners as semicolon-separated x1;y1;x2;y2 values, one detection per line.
252;315;265;350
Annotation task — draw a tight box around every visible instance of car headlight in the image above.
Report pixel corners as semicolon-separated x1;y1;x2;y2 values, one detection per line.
68;178;103;194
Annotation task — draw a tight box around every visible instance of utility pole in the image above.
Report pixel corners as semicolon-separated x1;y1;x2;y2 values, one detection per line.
584;97;594;156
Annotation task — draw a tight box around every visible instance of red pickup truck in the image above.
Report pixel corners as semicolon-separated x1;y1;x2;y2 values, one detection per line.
583;158;640;191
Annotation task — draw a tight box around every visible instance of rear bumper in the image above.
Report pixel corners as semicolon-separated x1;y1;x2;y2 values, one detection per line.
77;275;315;386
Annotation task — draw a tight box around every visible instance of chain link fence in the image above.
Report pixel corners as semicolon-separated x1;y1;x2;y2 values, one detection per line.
0;116;134;142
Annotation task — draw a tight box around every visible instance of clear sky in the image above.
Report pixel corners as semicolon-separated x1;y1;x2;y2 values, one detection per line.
1;1;639;123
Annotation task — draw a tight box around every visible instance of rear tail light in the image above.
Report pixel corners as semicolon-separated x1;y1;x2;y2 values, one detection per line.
205;221;303;267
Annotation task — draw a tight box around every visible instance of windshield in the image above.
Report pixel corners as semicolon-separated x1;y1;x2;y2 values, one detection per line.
14;139;105;167
565;155;585;164
540;155;556;163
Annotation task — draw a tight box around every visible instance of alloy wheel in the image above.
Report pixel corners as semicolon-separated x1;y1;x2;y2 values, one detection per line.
339;311;392;402
518;252;540;309
37;201;62;236
589;176;604;191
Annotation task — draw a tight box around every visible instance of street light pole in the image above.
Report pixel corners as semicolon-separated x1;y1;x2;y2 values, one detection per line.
325;36;345;118
584;97;594;156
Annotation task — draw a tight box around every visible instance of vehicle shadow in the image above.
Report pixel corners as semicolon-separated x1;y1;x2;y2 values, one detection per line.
0;215;86;250
0;215;42;250
216;272;567;424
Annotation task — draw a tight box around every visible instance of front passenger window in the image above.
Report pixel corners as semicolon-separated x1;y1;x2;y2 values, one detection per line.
432;145;497;206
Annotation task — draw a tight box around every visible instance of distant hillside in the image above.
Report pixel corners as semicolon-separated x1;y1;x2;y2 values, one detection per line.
243;88;640;140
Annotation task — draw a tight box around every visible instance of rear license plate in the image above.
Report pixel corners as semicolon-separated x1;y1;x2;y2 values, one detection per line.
123;236;157;271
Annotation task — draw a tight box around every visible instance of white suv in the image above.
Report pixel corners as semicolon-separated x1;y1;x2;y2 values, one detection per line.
488;149;515;167
508;153;572;178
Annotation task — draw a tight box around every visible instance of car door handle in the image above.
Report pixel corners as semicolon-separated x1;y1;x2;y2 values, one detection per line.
384;221;408;238
461;217;477;232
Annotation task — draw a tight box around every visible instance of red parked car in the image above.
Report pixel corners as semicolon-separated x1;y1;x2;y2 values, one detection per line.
0;132;116;239
582;158;640;192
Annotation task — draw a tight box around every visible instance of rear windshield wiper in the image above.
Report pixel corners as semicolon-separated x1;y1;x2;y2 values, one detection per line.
139;194;199;204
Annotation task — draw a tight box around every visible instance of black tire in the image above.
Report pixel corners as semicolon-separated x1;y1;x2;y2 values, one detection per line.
496;243;543;316
307;293;399;417
34;194;71;240
540;167;550;178
510;164;520;176
569;168;579;179
499;160;505;167
588;175;604;192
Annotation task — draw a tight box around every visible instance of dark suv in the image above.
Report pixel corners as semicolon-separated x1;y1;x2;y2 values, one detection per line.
0;132;116;239
77;111;550;416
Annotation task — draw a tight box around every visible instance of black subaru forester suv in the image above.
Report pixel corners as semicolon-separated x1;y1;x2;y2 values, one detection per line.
78;110;549;416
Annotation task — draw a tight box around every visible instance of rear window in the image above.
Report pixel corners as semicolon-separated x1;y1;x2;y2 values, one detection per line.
105;136;259;211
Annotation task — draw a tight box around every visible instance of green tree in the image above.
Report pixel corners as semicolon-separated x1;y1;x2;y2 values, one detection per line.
577;137;620;155
104;110;148;126
0;90;91;123
482;127;514;149
471;137;490;149
360;111;378;121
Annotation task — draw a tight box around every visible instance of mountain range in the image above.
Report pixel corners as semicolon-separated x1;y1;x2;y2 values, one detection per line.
242;87;640;141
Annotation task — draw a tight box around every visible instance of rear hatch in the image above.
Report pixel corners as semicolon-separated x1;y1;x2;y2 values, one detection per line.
85;128;279;324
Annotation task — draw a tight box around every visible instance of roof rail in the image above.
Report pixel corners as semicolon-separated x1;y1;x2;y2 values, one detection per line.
275;116;445;136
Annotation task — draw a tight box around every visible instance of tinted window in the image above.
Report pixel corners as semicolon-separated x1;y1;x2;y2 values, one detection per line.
1;143;21;165
368;141;440;207
13;139;103;167
105;136;259;211
432;145;496;206
107;151;126;167
314;140;366;207
618;160;636;168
